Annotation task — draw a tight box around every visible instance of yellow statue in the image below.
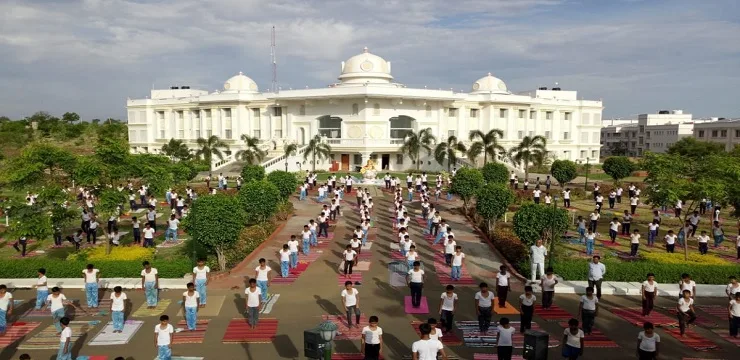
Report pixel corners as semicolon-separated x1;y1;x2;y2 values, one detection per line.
360;159;377;174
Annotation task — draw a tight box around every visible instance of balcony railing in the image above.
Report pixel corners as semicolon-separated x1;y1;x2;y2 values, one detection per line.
322;138;406;147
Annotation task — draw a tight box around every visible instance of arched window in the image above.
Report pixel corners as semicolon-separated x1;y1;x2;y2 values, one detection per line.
389;115;415;139
373;103;380;115
317;115;342;138
351;103;359;116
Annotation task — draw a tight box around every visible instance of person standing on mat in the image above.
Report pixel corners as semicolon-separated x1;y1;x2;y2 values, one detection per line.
343;244;357;279
110;286;127;333
578;287;599;336
475;282;494;334
287;235;300;270
182;282;200;331
57;317;73;360
141;261;159;309
587;256;605;299
254;258;272;302
34;268;49;310
82;264;100;308
729;292;740;338
245;279;262;329
679;273;697;299
561;318;585;360
450;246;465;281
541;267;558;309
641;273;658;316
407;261;425;308
361;315;383;360
519;285;536;333
341;281;361;328
43;287;71;333
411;323;447;360
278;244;291;278
637;321;660;360
443;235;455;266
154;315;174;360
192;259;210;307
438;285;457;334
530;239;547;283
0;284;14;337
676;290;696;337
494;317;515;360
495;265;511;308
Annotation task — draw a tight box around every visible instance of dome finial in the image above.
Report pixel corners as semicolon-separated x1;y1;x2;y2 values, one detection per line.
363;46;369;53
487;72;492;76
239;71;243;75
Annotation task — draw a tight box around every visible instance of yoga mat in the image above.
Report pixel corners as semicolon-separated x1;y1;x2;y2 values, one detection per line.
415;217;427;226
332;353;384;360
260;294;280;314
389;272;407;287
81;299;112;317
389;242;400;250
318;232;335;240
457;320;559;348
410;320;462;346
557;322;618;348
222;318;278;343
132;299;172;317
599;240;621;247
404;296;429;314
534;304;573;321
433;253;477;286
667;309;718;328
697;305;730;318
337;273;363;285
89;320;143;346
663;328;718;351
711;328;740;347
322;314;368;340
22;306;71;318
474;355;524;360
339;260;371;272
0;322;41;348
19;320;99;350
173;319;209;344
493;301;520;315
611;307;678;327
361;242;373;250
176;296;224;317
390;251;407;261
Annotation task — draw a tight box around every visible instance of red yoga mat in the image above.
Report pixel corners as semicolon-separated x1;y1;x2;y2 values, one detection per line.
0;322;41;348
410;320;462;346
332;353;384;360
404;296;429;314
664;328;718;351
534;304;573;321
433;253;477;286
710;328;740;347
222;318;278;343
337;273;363;285
173;319;209;344
667;309;718;328
557;322;618;348
321;314;368;340
611;307;678;327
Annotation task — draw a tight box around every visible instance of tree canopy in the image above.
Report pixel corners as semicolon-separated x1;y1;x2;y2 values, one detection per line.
451;167;484;212
183;194;246;270
550;159;578;186
666;137;725;158
475;183;514;234
481;162;509;185
602;156;636;182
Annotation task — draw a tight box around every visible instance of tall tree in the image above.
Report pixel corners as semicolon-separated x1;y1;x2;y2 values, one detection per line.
467;129;505;165
509;135;548;180
666;137;725;158
61;112;80;124
195;135;229;171
283;143;298;172
161;138;191;162
235;134;267;165
303;135;332;171
400;128;436;171
3;143;77;188
434;135;467;172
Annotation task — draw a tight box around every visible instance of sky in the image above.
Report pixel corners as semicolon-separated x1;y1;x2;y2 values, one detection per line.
0;0;738;121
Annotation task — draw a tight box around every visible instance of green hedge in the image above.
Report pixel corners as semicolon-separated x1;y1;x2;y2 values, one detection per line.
0;259;192;278
552;259;737;285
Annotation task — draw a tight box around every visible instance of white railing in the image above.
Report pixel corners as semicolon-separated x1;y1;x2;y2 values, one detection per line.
261;144;309;172
211;140;277;171
322;138;405;147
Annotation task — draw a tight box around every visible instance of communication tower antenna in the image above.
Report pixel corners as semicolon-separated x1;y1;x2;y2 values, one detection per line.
271;26;277;93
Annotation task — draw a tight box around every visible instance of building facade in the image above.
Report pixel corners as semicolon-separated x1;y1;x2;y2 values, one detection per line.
126;48;604;171
693;119;740;151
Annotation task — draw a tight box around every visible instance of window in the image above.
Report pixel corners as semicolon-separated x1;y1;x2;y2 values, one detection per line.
545;111;553;120
224;108;231;118
224;130;232;139
448;130;456;138
499;109;507;118
273;107;282;117
470;109;478;118
518;131;524;139
564;112;572;121
646;131;651;139
274;130;282;138
299;105;306;116
425;105;432;118
712;130;718;137
177;113;185;139
591;150;597;158
390;115;414;139
563;132;569;140
592;132;599;143
138;130;145;141
353;154;361;165
351;103;359;116
581;132;588;142
593;114;601;124
529;111;535;119
735;130;740;138
580;150;586;158
204;109;211;118
127;111;136;124
128;130;136;142
519;109;526;118
544;131;550;139
253;130;261;138
252;108;260;119
373;103;380;115
528;131;534;137
721;130;728;137
318;115;342;138
448;108;458;117
639;125;644;133
396;154;404;165
224;117;233;139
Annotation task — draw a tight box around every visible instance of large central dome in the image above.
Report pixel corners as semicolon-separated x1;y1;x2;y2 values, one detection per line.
338;47;393;84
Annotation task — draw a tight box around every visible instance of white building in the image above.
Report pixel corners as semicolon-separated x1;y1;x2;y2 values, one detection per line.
601;123;638;156
126;48;604;172
693;118;740;151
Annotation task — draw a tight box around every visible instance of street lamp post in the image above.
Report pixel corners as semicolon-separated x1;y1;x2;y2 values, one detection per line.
548;196;560;269
583;157;591;190
317;320;338;360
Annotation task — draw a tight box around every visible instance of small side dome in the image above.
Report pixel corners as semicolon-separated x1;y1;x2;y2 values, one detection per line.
472;73;508;93
223;72;259;92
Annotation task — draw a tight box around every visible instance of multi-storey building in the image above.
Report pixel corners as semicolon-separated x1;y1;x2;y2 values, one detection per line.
693;119;740;151
126;48;604;171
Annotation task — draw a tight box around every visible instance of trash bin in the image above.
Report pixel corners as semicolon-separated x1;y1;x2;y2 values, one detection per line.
303;328;328;359
523;329;549;360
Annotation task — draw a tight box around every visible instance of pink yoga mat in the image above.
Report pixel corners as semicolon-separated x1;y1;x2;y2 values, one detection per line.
404;296;429;314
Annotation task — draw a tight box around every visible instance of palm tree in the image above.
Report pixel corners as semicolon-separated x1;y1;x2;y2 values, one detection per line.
434;135;467;172
467;129;505;166
235;134;267;165
508;135;548;179
195;135;230;171
304;135;331;171
283;143;298;171
160;138;191;162
401;128;436;171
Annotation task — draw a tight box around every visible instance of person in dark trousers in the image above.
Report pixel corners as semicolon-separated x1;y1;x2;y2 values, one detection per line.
587;256;605;299
361;315;383;360
495;265;511;308
519;285;536;333
637;322;660;360
729;292;740;338
676;290;697;336
641;273;657;316
13;236;29;257
406;261;425;308
494;317;515;360
475;282;494;334
540;267;558;309
578;287;599;336
438;285;457;334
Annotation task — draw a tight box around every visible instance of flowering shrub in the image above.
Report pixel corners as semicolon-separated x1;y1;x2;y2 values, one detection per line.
67;246;154;262
491;229;528;273
641;251;730;266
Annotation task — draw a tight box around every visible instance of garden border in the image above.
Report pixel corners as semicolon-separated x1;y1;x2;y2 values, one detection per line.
462;212;528;284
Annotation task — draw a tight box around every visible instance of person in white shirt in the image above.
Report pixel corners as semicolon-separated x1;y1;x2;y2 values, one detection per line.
341;281;361;327
630;195;639;215
562;188;572;208
729;292;740;338
589;210;600;233
578;287;599;335
664;230;677;253
629;229;641;257
494;317;516;360
35;268;49;310
245;279;263;328
495;265;511;308
82;264;100;308
679;273;697;299
647;220;660;247
587;256;606;299
165;214;180;242
109;286;127;333
697;230;711;255
192;259;210;307
154;315;175;359
562;318;584;359
141;261;159;308
182;282;201;331
58;317;73;359
532;189;542;204
615;187;623;204
0;284;14;336
541;267;558;309
254;258;272;302
278;244;291;278
287;235;300;269
608;217;621;243
529;239;547;282
674;199;683;218
361;315;383;359
474;282;494;334
43;287;71;333
637;322;660;359
407;262;425;308
727;276;740;300
411;323;447;360
544;193;552;205
676;290;696;336
641;273;658;316
450;246;465;281
342;244;357;278
519;286;536;334
438;285;458;333
142;222;156;248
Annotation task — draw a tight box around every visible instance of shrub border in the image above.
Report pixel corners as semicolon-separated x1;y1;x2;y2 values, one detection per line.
462;213;528;284
208;220;287;282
